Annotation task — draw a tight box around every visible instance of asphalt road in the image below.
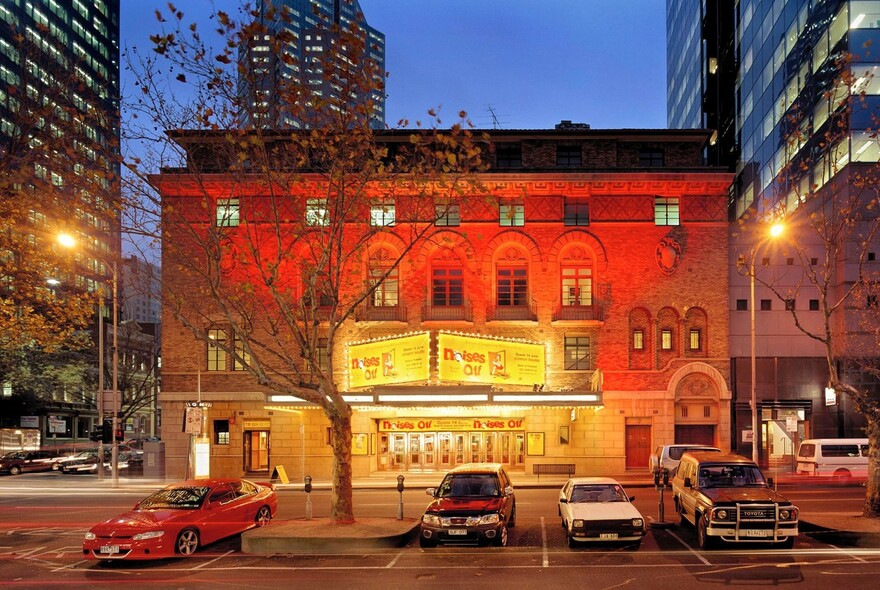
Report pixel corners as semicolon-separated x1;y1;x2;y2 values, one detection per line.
0;472;878;589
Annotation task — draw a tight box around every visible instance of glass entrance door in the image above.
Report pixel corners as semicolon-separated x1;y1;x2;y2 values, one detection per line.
391;434;406;469
243;430;269;472
438;433;452;469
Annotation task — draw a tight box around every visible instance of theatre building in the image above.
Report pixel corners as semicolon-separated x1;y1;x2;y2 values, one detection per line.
155;125;733;480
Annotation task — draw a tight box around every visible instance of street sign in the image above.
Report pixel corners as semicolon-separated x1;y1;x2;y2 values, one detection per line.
786;416;798;433
742;429;754;443
184;406;203;435
48;416;66;434
20;416;39;428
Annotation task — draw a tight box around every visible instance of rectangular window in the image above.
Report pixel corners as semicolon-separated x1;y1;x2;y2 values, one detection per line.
661;329;673;350
207;329;227;371
499;202;524;226
214;420;229;445
736;299;748;311
564;336;591;370
564;199;590;226
369;265;398;306
495;143;522;168
561;266;592;305
317;338;329;373
497;267;528;306
689;329;701;351
432;267;463;306
760;299;772;311
809;299;820;311
435;201;460;226
785;299;795;311
868;294;878;308
633;329;644;350
370;199;395;226
233;334;251;371
216;198;240;227
639;148;664;167
654;197;680;226
306;198;328;226
556;145;582;167
869;252;876;261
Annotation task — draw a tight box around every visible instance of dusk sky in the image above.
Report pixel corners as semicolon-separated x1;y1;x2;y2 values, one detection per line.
120;0;667;131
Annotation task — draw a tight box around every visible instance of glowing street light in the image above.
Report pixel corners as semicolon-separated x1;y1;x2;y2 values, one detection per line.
57;233;119;486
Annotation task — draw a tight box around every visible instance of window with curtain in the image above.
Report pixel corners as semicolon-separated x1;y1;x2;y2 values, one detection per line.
561;265;592;306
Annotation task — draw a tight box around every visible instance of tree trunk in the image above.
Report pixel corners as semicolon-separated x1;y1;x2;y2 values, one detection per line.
864;420;880;517
328;402;355;524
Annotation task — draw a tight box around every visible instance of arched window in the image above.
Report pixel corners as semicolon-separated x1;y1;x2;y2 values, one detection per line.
495;247;528;307
683;307;709;357
657;307;679;358
368;247;398;307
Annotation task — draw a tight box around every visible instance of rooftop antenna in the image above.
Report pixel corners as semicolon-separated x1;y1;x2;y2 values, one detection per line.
487;104;505;129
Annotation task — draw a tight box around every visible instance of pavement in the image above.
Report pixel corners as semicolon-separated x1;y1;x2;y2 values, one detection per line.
241;470;880;554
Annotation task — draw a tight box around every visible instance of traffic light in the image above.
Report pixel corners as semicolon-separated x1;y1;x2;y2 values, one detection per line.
101;420;112;444
115;427;124;442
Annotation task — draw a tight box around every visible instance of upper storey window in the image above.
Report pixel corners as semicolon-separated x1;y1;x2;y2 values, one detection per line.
370;199;395;226
556;145;582;167
654;197;680;226
564;199;590;226
306;198;329;226
216;198;239;227
639;148;664;167
435;200;460;226
495;143;522;169
499;202;524;226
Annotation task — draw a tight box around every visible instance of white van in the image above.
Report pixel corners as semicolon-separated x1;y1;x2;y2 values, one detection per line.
796;438;868;481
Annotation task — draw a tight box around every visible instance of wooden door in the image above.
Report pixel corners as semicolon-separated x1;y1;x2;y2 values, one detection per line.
674;425;715;445
625;425;651;469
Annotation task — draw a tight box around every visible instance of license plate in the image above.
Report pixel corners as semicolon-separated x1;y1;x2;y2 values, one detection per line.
742;529;771;537
448;529;467;536
99;545;120;554
599;533;619;540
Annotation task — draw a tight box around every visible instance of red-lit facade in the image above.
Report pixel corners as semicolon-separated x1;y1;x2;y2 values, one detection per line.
156;128;733;480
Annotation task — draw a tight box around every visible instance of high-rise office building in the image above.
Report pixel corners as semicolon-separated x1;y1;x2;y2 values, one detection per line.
0;1;120;441
240;0;386;129
667;0;880;462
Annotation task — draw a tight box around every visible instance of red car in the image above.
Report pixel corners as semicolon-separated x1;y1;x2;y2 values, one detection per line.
82;478;276;560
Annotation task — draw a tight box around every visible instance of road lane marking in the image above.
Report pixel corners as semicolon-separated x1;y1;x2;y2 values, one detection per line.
827;543;868;563
666;529;711;566
191;549;236;570
385;551;403;568
540;516;548;568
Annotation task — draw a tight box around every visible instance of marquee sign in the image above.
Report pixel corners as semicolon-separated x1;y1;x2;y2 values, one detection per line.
437;332;545;386
378;417;525;432
348;332;430;388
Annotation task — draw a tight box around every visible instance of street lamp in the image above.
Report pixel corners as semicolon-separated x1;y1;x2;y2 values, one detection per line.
58;233;119;486
744;222;785;465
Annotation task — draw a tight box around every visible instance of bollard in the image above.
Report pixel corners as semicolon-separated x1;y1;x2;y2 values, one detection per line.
396;474;405;520
304;475;313;520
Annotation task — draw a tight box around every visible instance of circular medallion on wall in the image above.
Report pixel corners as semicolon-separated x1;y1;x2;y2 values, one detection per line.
656;237;682;275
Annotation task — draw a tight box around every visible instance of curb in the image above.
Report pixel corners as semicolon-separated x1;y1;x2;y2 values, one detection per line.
242;518;420;554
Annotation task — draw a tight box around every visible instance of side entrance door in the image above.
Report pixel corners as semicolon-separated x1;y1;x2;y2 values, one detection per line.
625;425;651;470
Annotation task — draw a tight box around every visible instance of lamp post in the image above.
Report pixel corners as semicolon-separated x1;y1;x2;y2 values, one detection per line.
58;234;119;486
745;222;785;465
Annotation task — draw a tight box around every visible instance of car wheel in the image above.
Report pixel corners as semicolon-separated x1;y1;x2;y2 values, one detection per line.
175;528;200;555
697;515;715;550
9;466;21;476
51;463;60;471
255;505;272;526
833;469;852;484
508;504;516;528
493;525;508;547
419;536;437;548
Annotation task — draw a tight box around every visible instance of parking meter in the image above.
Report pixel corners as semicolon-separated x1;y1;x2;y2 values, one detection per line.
397;475;405;520
653;468;661;488
661;467;669;487
304;475;313;520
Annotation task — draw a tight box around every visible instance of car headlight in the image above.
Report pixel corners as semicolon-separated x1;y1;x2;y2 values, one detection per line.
478;513;501;525
132;530;165;541
779;508;797;521
632;518;644;528
715;509;728;520
572;519;585;528
422;514;440;526
84;532;96;540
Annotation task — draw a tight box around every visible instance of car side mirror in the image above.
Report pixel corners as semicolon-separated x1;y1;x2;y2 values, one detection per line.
503;485;514;497
559;497;568;503
426;487;436;497
629;496;636;502
684;477;692;488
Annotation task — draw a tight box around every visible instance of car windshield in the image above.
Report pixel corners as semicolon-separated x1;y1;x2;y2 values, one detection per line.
698;465;767;488
437;474;500;497
570;484;628;503
138;486;211;510
2;452;26;460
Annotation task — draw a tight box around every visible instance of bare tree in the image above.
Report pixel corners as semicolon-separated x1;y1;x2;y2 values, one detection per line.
124;2;485;523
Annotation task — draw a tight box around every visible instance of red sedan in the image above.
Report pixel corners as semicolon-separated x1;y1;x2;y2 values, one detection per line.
83;478;276;560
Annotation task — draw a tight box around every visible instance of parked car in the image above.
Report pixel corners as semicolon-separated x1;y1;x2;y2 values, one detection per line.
649;444;722;475
83;478;276;560
0;450;59;475
557;477;645;547
796;438;869;482
672;451;799;549
419;463;516;548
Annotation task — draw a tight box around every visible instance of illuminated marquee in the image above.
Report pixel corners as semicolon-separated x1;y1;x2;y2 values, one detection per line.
348;332;430;388
437;332;545;386
378;418;525;432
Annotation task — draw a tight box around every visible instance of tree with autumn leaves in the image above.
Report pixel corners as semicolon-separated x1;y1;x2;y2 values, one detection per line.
126;2;485;523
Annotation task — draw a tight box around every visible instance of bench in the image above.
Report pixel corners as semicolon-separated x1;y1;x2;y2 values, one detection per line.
532;463;576;479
